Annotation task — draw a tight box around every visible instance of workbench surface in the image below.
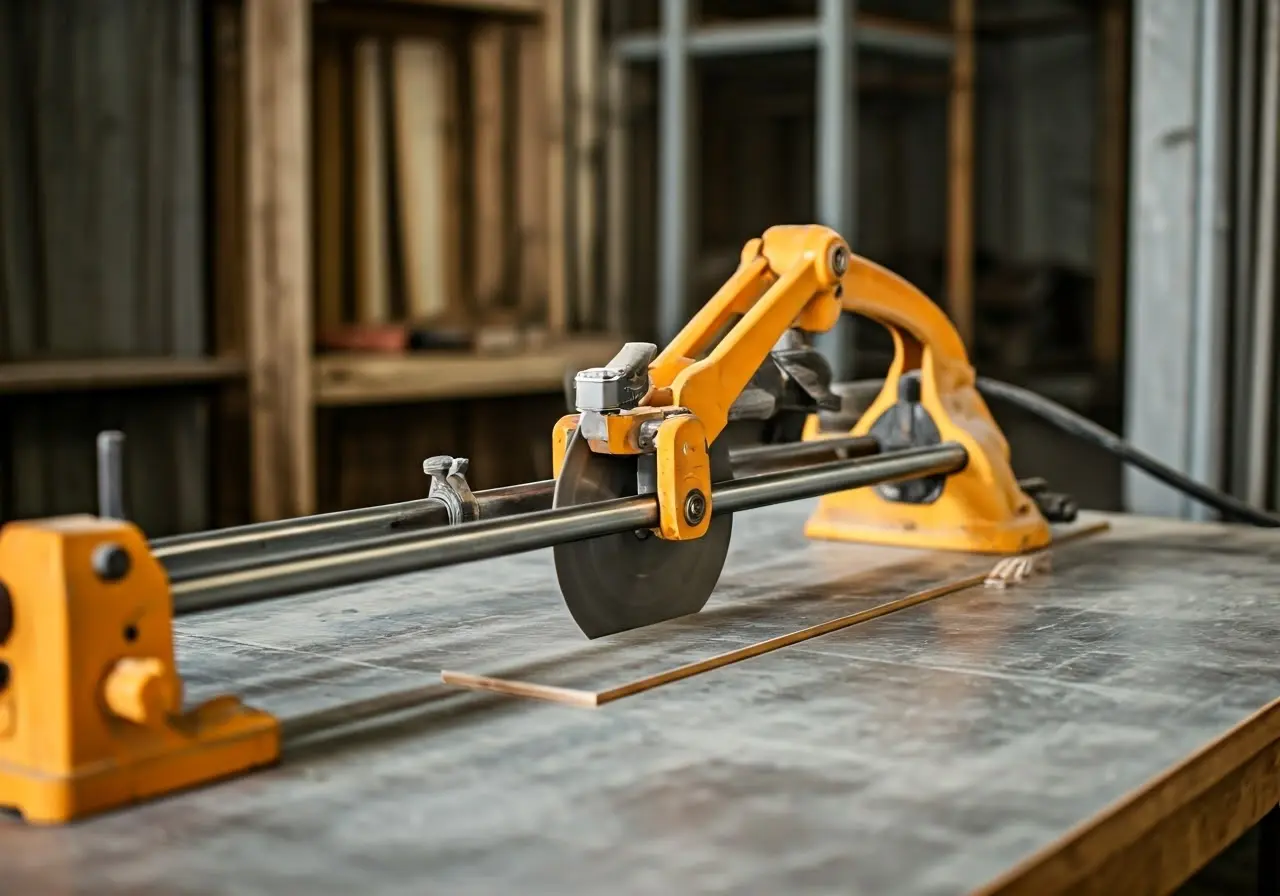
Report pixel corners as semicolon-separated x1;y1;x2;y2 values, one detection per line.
3;501;1279;895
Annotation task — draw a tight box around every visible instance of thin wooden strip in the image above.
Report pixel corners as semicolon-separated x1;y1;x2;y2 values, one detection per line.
441;521;1111;707
438;672;600;708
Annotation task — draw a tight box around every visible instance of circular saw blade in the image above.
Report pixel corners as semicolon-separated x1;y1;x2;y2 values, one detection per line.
553;430;734;639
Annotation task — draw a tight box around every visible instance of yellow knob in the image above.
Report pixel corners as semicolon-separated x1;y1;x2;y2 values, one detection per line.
104;657;179;726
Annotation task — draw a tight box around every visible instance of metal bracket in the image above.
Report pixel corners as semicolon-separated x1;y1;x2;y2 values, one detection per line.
423;455;480;525
573;342;657;412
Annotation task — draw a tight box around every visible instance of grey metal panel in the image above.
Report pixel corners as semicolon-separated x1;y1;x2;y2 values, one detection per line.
1250;0;1280;508
656;0;690;344
814;0;856;380
612;19;953;62
1229;0;1260;501
1124;0;1216;519
1186;0;1231;522
3;507;1280;893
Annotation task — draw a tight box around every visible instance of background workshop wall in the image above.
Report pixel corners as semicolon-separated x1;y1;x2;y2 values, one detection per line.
1126;0;1280;519
0;0;219;536
3;0;1212;531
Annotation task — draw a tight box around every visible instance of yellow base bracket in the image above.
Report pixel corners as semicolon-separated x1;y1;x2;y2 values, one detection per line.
803;252;1051;555
0;515;280;824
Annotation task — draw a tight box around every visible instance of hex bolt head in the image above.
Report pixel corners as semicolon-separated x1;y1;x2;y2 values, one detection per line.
829;244;849;277
683;489;708;526
92;542;132;583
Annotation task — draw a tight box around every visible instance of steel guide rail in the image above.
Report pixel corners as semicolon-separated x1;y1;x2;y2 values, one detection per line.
170;442;968;616
156;435;881;582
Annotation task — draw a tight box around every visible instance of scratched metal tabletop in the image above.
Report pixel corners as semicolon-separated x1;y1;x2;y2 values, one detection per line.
1;500;1278;895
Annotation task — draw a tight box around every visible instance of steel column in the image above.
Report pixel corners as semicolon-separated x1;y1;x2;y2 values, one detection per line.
1125;0;1231;519
656;0;691;344
814;0;856;379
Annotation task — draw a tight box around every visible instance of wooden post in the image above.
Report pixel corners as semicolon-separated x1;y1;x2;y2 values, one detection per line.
1094;0;1129;379
244;0;314;520
545;0;568;334
947;0;975;347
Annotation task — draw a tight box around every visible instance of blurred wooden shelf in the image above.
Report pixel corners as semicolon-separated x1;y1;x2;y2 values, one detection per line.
313;335;621;406
0;357;246;395
317;0;543;16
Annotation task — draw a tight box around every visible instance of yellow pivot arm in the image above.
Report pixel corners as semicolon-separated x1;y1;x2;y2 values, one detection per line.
649;225;848;443
552;225;854;544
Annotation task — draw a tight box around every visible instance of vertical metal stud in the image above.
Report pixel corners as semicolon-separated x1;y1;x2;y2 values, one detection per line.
1186;0;1230;521
657;0;690;344
96;430;126;521
814;0;856;380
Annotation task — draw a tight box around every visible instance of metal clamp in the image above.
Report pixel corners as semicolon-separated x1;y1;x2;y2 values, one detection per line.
423;455;480;526
573;342;657;412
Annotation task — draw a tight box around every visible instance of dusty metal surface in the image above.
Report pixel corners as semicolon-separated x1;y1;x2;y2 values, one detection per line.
1;503;1279;895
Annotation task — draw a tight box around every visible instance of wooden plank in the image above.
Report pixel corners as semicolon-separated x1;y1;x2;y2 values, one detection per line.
352;37;392;325
138;0;173;354
570;0;599;327
94;0;141;357
515;23;549;324
1093;0;1128;376
167;0;211;535
378;0;543;14
212;0;252;530
0;357;247;395
391;36;454;323
168;0;204;360
314;35;348;332
471;23;508;314
543;0;568;333
602;57;627;334
245;0;315;520
34;0;92;358
313;336;620;405
946;0;975;347
0;0;39;359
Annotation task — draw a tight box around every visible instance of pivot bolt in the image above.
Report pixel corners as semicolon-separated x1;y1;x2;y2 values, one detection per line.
0;581;11;645
92;542;131;583
829;244;849;277
683;489;708;526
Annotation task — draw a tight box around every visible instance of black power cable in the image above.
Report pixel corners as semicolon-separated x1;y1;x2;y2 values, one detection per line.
832;377;1280;529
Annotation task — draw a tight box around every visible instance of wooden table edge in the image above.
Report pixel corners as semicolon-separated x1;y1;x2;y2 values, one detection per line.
972;696;1280;895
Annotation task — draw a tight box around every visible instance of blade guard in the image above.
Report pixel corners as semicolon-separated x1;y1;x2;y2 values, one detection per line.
803;254;1051;554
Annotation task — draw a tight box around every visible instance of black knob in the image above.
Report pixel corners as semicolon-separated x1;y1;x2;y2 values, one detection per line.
92;543;132;583
898;372;922;404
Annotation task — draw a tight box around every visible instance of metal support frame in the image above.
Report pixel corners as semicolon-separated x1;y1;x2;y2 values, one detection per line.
657;0;690;344
1125;0;1231;519
611;3;956;374
814;0;857;378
